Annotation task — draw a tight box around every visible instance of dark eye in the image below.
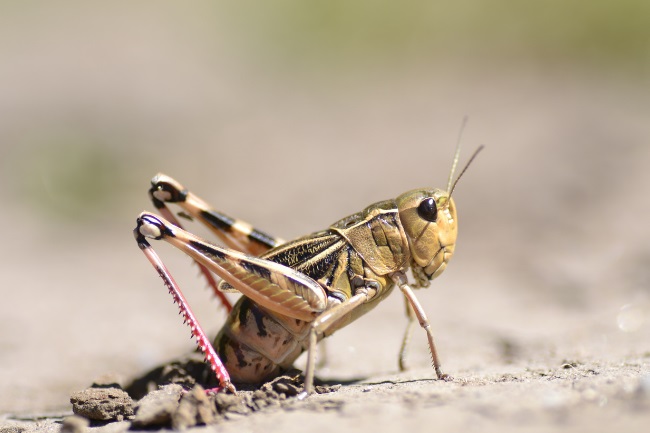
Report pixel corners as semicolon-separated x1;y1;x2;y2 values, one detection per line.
417;198;438;222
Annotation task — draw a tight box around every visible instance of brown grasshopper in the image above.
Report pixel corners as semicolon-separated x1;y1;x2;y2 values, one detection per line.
134;144;483;396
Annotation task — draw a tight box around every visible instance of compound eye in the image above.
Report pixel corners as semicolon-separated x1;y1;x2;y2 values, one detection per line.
417;197;438;222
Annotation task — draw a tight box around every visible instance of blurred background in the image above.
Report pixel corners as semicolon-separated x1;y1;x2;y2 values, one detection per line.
1;0;649;413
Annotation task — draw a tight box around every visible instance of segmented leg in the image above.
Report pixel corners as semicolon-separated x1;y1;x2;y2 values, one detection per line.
300;292;371;397
149;174;284;255
134;229;235;393
398;295;415;371
136;212;326;319
135;212;328;392
146;174;285;312
391;272;450;381
297;270;449;398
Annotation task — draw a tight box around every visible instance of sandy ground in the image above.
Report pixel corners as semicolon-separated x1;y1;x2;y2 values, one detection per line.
2;115;649;432
1;3;650;433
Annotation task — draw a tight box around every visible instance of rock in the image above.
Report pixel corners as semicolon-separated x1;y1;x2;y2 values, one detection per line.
316;384;341;394
131;384;183;428
172;385;217;429
60;415;89;433
261;375;302;397
70;387;134;422
213;392;245;414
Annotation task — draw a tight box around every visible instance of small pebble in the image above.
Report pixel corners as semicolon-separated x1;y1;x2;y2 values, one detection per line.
172;385;218;430
60;416;89;433
132;384;183;428
70;387;134;422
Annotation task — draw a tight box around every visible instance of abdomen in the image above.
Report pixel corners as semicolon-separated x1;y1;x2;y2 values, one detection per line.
214;297;311;384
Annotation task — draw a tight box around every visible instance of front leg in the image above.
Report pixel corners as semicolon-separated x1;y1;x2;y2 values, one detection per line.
391;272;450;381
398;296;415;372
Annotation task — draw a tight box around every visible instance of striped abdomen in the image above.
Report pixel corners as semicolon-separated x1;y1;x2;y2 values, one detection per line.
214;297;311;383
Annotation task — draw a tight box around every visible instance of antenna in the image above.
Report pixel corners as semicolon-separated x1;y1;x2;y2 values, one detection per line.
449;145;484;198
446;116;468;193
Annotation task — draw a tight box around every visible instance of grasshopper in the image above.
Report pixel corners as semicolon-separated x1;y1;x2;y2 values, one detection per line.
134;143;482;396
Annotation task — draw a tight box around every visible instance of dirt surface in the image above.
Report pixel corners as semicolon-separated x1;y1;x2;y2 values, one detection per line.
2;3;650;433
3;354;650;432
3;301;650;433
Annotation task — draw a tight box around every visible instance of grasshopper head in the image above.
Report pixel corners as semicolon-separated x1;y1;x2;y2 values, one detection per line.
396;140;483;286
397;189;457;283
